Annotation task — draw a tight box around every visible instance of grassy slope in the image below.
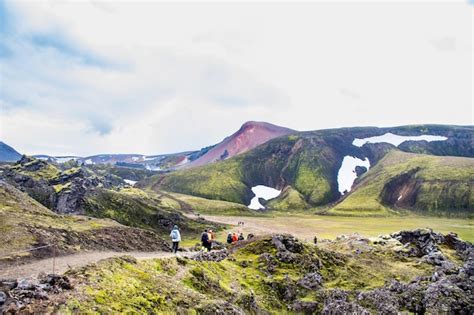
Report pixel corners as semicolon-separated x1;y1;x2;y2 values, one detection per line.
165;192;257;215
329;151;474;217
143;158;250;204
60;235;441;314
0;181;119;257
84;187;221;237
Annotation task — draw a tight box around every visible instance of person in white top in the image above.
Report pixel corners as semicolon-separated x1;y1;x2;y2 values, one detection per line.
170;225;181;253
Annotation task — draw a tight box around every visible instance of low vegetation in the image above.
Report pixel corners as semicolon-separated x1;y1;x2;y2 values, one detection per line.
28;229;470;314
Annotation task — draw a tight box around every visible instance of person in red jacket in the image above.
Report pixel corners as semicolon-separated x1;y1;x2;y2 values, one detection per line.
232;232;238;243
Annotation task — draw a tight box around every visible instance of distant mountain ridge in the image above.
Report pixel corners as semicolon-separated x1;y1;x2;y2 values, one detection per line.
0;141;22;162
185;121;296;168
31;121;295;170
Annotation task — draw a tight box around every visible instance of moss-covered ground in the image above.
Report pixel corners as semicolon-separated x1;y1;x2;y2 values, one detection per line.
57;232;439;314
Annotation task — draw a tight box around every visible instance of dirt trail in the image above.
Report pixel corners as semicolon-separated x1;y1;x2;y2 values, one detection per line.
0;251;196;280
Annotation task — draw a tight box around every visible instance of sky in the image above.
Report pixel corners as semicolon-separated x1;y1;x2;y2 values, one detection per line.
0;0;472;156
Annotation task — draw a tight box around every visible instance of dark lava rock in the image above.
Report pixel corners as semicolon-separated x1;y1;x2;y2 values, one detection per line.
290;300;320;314
211;241;225;250
322;289;370;315
0;292;6;305
357;288;400;314
391;228;444;257
354;165;368;177
423;277;472;313
269;277;299;302
39;274;72;291
271;234;304;254
297;272;323;290
1;274;74;313
444;232;472;258
192;250;228;262
236;293;263;314
257;253;278;274
0;279;17;292
196;301;245;315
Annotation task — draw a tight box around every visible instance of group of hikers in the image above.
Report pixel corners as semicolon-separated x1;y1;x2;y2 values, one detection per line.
226;231;245;244
169;225;252;253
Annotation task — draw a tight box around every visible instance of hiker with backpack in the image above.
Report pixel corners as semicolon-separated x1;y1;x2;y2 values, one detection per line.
170;225;181;253
232;232;238;243
201;229;212;252
226;232;233;244
238;232;245;241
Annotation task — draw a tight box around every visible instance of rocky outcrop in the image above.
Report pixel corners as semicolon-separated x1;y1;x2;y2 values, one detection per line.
0;274;72;313
192;250;229;262
322;290;370;315
1;157;128;214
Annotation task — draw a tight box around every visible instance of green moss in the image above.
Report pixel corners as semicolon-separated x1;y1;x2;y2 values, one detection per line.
155;158;250;204
59;234;444;313
267;186;309;210
330;151;474;217
53;182;71;193
84;188;214;237
294;164;332;205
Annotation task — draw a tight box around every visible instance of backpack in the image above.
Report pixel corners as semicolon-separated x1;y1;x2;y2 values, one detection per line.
171;230;178;240
227;234;233;244
201;232;209;243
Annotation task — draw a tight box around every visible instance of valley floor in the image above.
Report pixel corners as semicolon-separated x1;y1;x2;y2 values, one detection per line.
199;214;474;243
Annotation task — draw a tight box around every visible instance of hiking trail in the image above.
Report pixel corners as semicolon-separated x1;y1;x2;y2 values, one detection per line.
0;251;196;279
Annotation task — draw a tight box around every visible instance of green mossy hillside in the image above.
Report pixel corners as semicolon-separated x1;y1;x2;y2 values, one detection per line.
84;188;222;237
143;158;251;204
330;151;474;217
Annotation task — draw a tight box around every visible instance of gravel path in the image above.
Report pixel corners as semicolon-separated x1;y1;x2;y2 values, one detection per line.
0;251;195;280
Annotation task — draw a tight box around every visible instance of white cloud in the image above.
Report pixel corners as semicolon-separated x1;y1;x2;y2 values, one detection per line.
0;1;471;156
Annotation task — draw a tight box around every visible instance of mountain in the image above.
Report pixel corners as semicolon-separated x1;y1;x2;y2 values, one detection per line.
0;156;220;238
0;141;21;162
185;121;296;168
34;152;194;171
141;124;473;216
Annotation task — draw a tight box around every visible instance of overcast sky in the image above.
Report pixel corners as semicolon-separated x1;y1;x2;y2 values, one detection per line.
0;1;472;156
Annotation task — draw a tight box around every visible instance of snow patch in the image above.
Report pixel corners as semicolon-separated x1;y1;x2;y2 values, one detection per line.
248;185;281;210
337;156;370;195
55;157;79;163
353;133;447;147
84;159;94;165
145;164;161;171
124;179;137;186
144;156;158;161
131;156;140;162
177;157;190;166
